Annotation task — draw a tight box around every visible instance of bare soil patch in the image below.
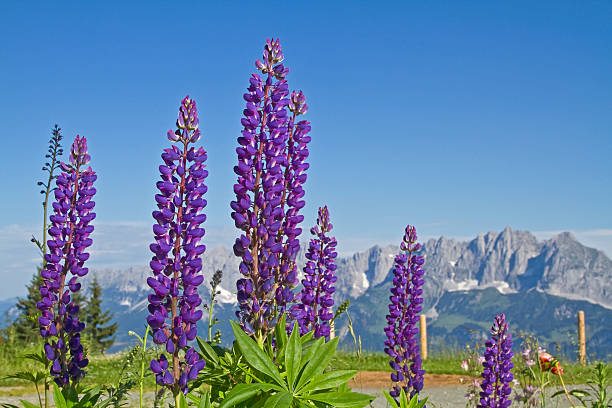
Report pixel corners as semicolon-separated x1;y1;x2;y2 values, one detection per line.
349;371;476;388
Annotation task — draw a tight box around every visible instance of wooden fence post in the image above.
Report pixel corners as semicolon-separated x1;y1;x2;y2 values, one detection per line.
578;310;586;365
420;314;427;360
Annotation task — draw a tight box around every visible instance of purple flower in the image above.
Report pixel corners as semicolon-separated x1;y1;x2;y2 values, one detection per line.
384;225;426;399
291;206;337;339
478;314;514;408
232;39;311;342
147;96;207;396
38;135;95;386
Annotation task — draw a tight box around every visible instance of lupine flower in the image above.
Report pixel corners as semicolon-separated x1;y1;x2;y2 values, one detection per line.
37;135;95;386
538;352;563;375
291;206;338;339
384;225;426;399
232;38;311;341
147;96;207;396
478;313;514;408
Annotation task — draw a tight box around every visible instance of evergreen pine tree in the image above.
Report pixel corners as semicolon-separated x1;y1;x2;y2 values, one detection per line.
84;276;117;354
12;270;44;342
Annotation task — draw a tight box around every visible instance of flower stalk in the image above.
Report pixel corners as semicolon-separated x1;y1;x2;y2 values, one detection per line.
384;225;426;399
147;96;207;397
232;39;311;343
292;206;338;339
477;313;514;408
37;135;95;387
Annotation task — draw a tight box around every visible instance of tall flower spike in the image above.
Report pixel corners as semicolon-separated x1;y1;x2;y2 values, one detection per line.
38;135;95;387
232;39;311;343
384;225;426;400
477;314;514;408
148;96;207;397
292;206;338;339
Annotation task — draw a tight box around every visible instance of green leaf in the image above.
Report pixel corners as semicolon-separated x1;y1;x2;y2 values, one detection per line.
296;337;338;391
5;372;37;383
263;390;293;408
399;389;409;407
306;391;374;408
415;396;428;408
197;390;212;408
285;321;302;389
382;389;399;408
0;404;20;408
18;402;39;408
197;337;220;366
299;370;358;393
230;321;284;386
178;392;188;408
218;383;279;408
275;314;288;350
53;383;68;408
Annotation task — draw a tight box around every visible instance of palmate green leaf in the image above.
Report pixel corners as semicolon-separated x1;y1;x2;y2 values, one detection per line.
296;337;339;391
299;370;358;393
285;322;302;389
218;383;279;408
306;391;374;408
5;371;40;384
263;390;293;408
23;349;47;366
230;321;284;386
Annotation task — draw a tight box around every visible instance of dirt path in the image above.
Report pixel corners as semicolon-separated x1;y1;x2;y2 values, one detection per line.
349;371;476;388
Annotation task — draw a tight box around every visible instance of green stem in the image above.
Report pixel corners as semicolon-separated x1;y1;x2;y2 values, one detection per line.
208;301;214;342
34;382;42;408
44;378;49;408
558;372;576;408
174;392;181;408
140;325;150;408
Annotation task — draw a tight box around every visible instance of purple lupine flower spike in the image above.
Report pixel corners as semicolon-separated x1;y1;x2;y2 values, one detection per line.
384;225;426;400
38;135;95;386
148;96;207;396
478;314;514;408
291;206;337;339
232;39;310;342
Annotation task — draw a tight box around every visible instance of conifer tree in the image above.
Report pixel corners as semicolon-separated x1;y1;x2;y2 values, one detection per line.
12;271;44;342
84;275;117;354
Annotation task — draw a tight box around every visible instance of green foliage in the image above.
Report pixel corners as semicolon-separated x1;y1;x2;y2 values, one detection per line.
552;362;612;408
203;270;224;343
1;344;52;408
213;316;374;408
10;271;44;343
382;388;427;408
128;325;152;408
84;276;118;354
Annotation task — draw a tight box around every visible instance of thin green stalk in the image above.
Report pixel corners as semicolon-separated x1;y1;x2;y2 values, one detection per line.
140;325;150;408
208;302;214;342
34;382;42;408
558;370;576;407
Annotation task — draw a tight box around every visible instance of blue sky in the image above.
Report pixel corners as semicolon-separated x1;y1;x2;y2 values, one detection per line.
1;1;611;299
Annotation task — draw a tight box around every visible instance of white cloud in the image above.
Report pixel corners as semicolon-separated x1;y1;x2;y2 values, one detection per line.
0;221;238;299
